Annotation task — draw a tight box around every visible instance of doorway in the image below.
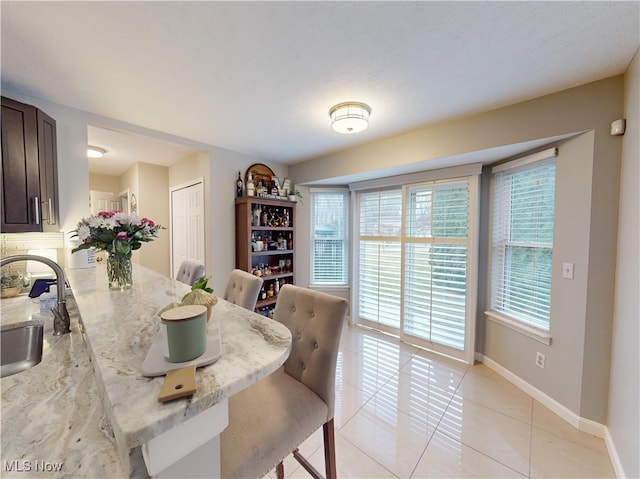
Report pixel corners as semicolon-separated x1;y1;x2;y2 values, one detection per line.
170;178;205;279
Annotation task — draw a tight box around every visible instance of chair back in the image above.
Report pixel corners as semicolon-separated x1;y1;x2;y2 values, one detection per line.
223;269;263;310
175;261;205;286
274;285;348;419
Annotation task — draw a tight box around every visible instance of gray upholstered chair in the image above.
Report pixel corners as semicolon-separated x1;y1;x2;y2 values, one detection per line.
175;261;205;286
221;285;348;479
222;269;263;311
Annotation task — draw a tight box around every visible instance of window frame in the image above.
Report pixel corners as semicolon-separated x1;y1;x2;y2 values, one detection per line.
309;188;350;286
487;148;557;341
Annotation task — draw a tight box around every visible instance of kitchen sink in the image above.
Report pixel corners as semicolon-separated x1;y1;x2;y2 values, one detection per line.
1;323;44;378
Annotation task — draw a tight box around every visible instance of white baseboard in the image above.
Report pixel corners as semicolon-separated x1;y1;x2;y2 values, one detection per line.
475;353;606;435
475;353;625;478
604;428;627;479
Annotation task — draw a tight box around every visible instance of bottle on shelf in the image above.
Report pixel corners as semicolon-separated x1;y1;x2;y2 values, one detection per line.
246;173;255;197
235;196;296;313
253;204;262;227
236;171;244;197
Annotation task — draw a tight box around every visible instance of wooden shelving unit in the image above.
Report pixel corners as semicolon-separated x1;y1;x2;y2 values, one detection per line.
235;196;296;315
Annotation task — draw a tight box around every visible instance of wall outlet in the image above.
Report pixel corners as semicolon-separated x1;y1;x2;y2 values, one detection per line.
536;352;546;369
562;262;574;279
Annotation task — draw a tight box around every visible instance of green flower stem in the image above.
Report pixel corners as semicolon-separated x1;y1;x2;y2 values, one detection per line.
107;253;132;290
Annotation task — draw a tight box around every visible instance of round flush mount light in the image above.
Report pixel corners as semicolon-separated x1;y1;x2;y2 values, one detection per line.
87;146;107;158
329;102;371;134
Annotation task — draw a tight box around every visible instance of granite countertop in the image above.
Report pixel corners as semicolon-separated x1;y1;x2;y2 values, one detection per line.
1;263;292;478
0;294;123;478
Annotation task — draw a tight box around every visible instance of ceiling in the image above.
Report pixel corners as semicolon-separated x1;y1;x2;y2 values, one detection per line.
1;1;638;176
86;126;199;176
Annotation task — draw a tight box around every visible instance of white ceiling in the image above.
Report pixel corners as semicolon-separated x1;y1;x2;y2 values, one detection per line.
2;1;638;176
86;126;199;176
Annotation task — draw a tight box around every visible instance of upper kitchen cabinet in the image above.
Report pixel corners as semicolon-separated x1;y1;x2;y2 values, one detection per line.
1;97;59;232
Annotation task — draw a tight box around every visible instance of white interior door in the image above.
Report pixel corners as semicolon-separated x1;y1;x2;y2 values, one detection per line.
90;190;121;214
170;179;205;279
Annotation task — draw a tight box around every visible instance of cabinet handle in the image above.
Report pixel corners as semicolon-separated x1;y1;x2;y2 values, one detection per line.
33;196;41;225
47;198;55;225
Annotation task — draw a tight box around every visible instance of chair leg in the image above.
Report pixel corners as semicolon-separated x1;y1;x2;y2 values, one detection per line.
323;419;337;479
276;462;284;479
291;419;338;479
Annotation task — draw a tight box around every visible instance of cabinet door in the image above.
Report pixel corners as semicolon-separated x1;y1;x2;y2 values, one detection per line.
1;97;41;232
37;108;59;228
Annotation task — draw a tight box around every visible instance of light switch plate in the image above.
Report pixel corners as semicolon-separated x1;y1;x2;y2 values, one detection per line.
562;262;574;279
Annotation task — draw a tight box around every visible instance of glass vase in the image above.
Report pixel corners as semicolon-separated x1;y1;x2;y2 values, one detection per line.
107;253;133;290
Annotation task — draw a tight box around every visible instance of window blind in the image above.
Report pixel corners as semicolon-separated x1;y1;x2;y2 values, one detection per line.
491;153;556;331
404;181;469;350
311;191;349;285
358;189;402;329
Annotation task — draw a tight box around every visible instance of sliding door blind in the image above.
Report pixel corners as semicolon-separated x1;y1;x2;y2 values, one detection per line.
491;158;556;330
404;181;469;350
311;191;349;284
358;189;402;329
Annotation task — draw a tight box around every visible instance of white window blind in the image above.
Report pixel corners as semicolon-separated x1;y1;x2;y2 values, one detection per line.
404;181;469;350
491;150;556;331
310;191;349;285
358;189;402;329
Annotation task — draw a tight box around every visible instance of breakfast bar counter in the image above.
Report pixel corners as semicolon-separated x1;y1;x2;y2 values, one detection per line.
1;264;292;477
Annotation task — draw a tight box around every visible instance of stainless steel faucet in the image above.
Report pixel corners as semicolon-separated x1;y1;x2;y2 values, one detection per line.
1;255;71;335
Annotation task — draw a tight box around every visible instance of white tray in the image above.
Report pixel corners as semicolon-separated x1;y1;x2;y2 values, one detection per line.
142;324;222;377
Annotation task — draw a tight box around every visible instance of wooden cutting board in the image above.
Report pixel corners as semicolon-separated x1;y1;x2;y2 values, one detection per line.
157;364;197;403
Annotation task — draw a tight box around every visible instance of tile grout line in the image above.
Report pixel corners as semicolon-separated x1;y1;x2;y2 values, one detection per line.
429;366;530;478
407;361;470;478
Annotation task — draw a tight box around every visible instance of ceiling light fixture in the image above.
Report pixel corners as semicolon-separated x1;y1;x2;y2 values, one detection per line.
87;146;106;158
329;102;371;134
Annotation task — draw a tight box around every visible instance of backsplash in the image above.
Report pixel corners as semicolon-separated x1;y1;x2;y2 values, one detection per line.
1;232;66;271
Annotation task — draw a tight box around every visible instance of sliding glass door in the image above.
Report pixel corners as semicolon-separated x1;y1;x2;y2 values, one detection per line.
358;189;402;332
356;177;477;362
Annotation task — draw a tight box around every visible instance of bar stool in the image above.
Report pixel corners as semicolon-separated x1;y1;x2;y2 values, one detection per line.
221;284;348;479
223;269;263;311
175;261;205;286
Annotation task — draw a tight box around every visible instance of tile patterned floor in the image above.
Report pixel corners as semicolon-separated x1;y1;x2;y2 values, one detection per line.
269;324;615;478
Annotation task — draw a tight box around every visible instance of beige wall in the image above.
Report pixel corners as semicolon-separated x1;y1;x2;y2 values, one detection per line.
137;162;170;276
118;163;141;265
290;76;625;426
88;173;119;193
482;132;598;416
290;77;623;186
607;48;639;479
88;166;171;276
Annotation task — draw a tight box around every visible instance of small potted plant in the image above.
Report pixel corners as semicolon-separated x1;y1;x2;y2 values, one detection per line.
288;189;303;204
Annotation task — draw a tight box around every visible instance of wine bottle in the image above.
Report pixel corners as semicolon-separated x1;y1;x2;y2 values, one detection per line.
236;171;244;197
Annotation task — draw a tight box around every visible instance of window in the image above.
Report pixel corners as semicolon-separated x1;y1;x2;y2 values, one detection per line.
404;181;469;350
357;188;403;329
358;188;403;329
356;176;477;361
490;148;557;331
310;190;349;285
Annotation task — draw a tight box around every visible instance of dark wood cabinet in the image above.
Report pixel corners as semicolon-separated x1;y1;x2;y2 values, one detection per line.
235;196;295;315
37;108;59;227
1;97;59;232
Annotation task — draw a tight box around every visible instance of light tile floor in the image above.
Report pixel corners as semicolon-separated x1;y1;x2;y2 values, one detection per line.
270;324;615;479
